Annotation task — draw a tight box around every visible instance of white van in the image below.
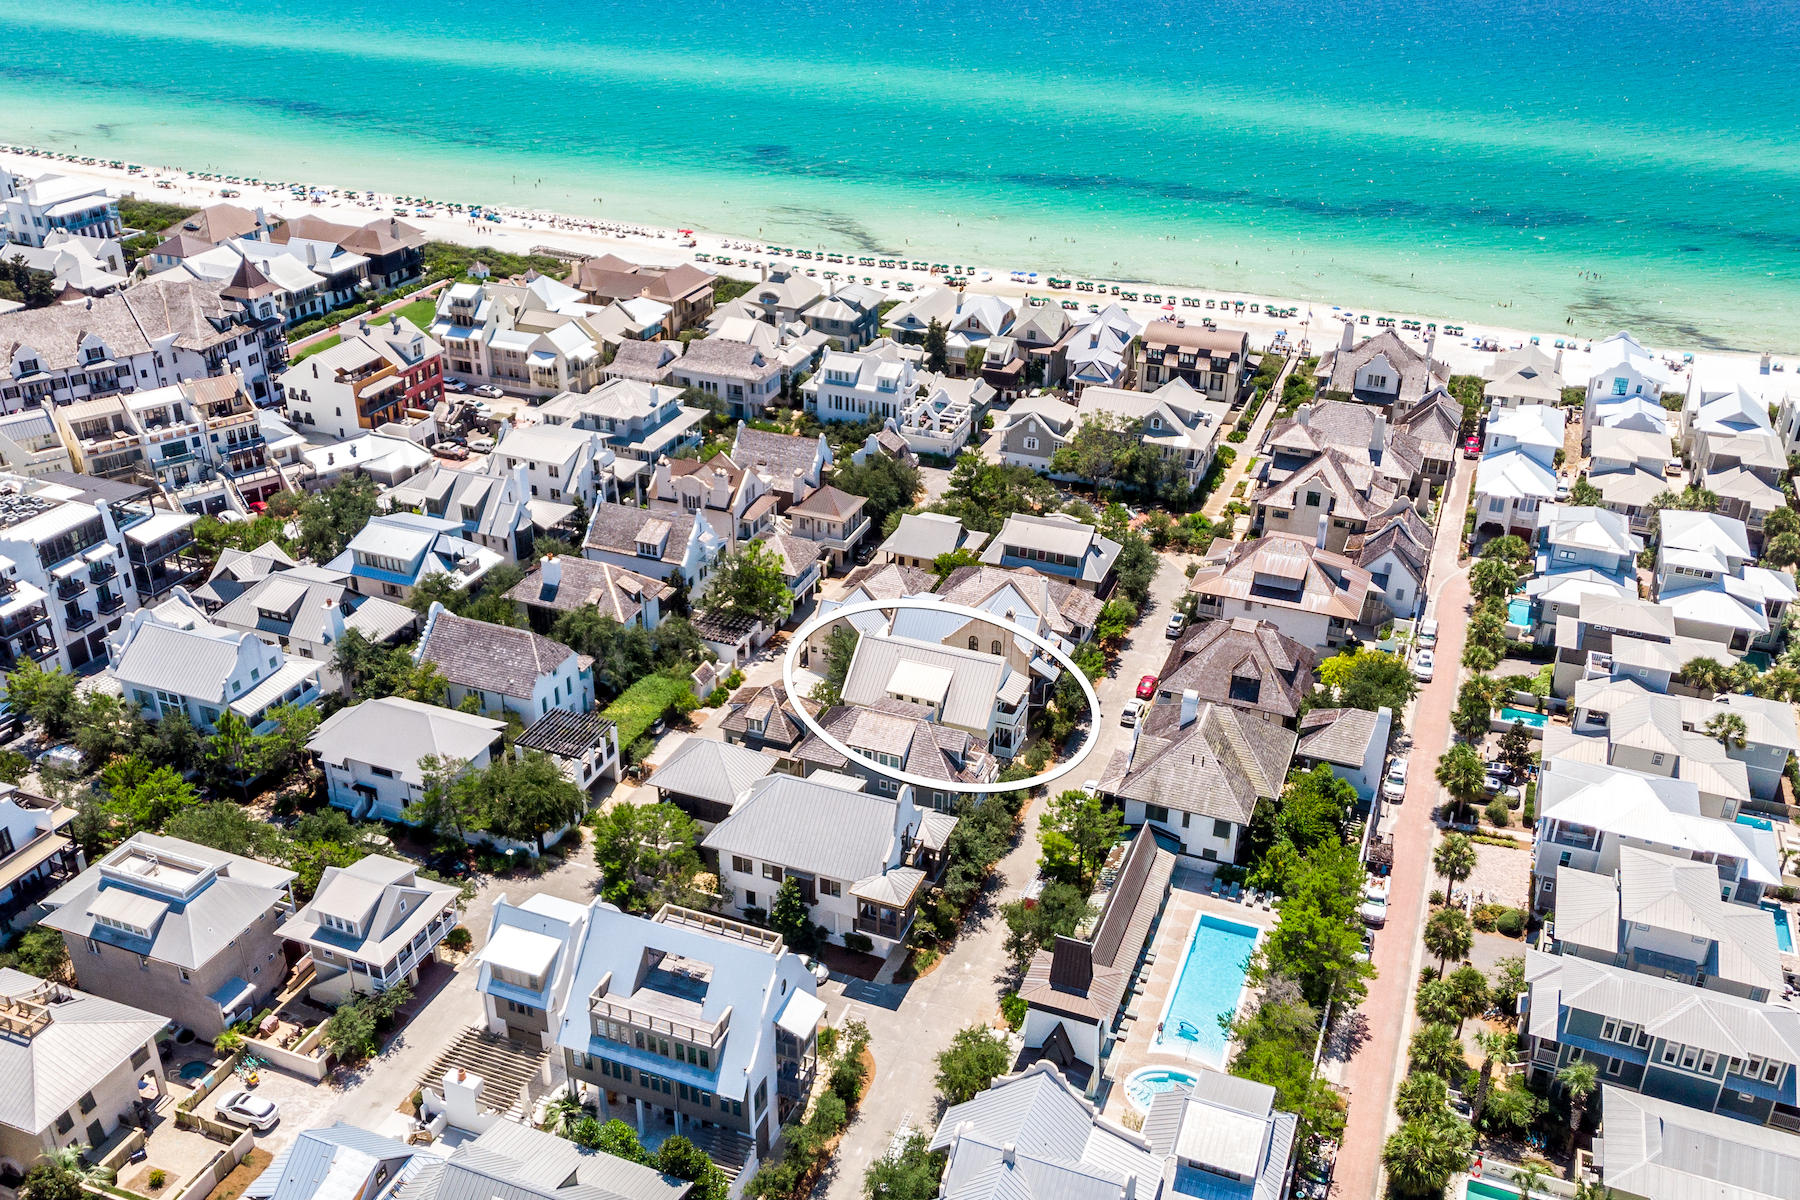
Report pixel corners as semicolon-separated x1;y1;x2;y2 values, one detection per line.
1417;619;1439;649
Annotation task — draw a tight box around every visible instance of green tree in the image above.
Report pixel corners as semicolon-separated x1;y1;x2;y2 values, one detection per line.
1000;882;1092;975
1408;1021;1467;1078
1320;648;1418;727
1051;412;1141;495
769;878;815;951
1451;674;1501;742
20;1163;87;1200
1381;1112;1474;1200
810;625;860;708
703;539;795;627
1434;742;1486;823
471;752;590;854
833;455;922;532
294;474;382;562
1432;834;1477;889
1256;839;1376;1009
1423;907;1473;971
923;319;948;372
1479;535;1531;565
104;758;199;832
1226;976;1346;1152
164;802;279;858
1443;964;1490;1034
1469;1030;1516;1127
1394;1071;1449;1122
1703;711;1748;749
1676;656;1734;696
322;998;379;1064
1037;789;1123;891
1095;598;1138;646
592;802;707;911
963;344;986;376
0;926;70;980
1568;476;1604;506
1557;1059;1599;1174
595;1119;650;1163
405;755;481;839
1496;720;1533;776
543;1089;587;1136
71;692;144;766
5;659;79;737
1469;556;1519;602
658;1138;729;1200
862;1133;945;1200
934;1024;1012;1105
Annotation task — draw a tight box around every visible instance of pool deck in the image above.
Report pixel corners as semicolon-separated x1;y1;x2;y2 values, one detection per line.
1097;866;1277;1122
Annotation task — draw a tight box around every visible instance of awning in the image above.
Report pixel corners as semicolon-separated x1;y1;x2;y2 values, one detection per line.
0;832;70;892
774;989;826;1040
51;559;85;580
210;976;254;1015
84;545;117;563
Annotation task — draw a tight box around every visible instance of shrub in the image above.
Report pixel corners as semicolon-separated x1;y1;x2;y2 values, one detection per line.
1495;908;1526;937
815;1025;839;1060
148;1170;167;1190
1000;993;1027;1030
601;673;694;748
1485;798;1511;828
830;1054;865;1106
843;931;873;953
811;1090;847;1137
1471;904;1501;932
445;926;473;952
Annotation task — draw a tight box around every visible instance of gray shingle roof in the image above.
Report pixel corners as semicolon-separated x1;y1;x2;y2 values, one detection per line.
1102;703;1296;826
417;608;580;701
1156;618;1316;722
1295;707;1383;768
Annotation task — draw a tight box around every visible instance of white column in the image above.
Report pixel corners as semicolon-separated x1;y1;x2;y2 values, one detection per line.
634;1097;646;1135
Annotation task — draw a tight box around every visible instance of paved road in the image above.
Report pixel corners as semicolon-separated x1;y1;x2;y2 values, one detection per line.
1330;458;1475;1200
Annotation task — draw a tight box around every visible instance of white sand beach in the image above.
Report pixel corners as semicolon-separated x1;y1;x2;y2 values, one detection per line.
5;145;1792;396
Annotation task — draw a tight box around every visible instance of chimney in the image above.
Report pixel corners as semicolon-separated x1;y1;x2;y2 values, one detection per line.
1002;1144;1016;1167
1553;347;1564;374
1340;319;1354;352
320;596;345;646
541;554;563;590
791;466;804;503
1316;512;1330;548
1370;412;1387;455
1180;688;1200;729
254;206;266;236
513;462;530;500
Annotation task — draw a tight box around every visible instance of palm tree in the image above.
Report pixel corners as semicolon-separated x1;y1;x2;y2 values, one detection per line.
1704;712;1748;750
1436;742;1487;823
1433;834;1478;891
1469;556;1519;602
544;1087;586;1136
1557;1059;1599;1177
1510;1164;1549;1200
1677;656;1732;696
1424;907;1474;971
1395;1071;1450;1121
1408;1022;1468;1078
40;1147;114;1187
1753;665;1800;703
1470;1030;1517;1128
1381;1111;1473;1200
1444;964;1490;1034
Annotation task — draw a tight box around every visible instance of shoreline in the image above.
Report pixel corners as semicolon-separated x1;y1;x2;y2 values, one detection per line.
4;143;1791;392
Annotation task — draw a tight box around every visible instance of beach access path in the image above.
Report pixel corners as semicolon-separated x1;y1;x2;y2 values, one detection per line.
1328;454;1475;1200
1202;352;1295;521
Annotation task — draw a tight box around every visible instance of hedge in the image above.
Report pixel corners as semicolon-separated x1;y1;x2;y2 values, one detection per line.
601;673;694;749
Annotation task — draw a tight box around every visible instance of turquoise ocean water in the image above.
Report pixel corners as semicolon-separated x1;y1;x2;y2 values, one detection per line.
3;0;1798;350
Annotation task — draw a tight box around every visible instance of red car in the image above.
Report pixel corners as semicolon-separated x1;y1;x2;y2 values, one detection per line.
1136;675;1158;700
1462;434;1482;459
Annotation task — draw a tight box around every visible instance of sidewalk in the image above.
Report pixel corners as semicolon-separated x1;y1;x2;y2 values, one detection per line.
1328;457;1474;1200
1202;353;1294;519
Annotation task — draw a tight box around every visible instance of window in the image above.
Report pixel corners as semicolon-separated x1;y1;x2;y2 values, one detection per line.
1213;818;1232;838
78;1092;95;1114
1145;804;1169;823
732;855;753;874
1023;436;1039;451
820;879;841;898
1605;1057;1624;1077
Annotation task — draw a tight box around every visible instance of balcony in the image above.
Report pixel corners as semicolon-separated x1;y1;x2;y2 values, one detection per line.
96;590;125;615
88;560;117;583
63;609;95;633
0;606;50;640
0;576;14;598
55;576;87;601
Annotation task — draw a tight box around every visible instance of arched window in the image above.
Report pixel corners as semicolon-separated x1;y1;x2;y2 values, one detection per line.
991;640;1002;655
968;636;979;650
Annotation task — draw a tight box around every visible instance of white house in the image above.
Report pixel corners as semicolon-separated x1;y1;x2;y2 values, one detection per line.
1585;331;1674;409
475;891;590;1049
1475;407;1560;540
415;604;594;721
277;855;459;1002
310;696;505;823
326;511;504;601
493;421;620;509
803;341;919;423
0;167;119;246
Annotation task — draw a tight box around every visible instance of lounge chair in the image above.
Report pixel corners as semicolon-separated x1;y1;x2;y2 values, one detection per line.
1210;877;1222;898
1227;882;1241;901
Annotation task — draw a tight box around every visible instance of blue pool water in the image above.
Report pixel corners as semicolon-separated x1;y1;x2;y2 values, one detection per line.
1738;813;1776;831
1498;706;1547;729
1154;915;1259;1067
1506;599;1533;626
1123;1066;1199;1113
1763;903;1793;954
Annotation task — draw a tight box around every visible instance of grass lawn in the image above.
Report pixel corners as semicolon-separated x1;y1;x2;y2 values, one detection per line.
288;333;340;364
395;296;437;329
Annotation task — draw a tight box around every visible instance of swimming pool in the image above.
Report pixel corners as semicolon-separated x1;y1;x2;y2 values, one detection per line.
1497;706;1547;729
1738;813;1776;832
1763;902;1794;954
1506;598;1533;626
1123;1066;1199;1113
1466;1182;1520;1200
1153;914;1260;1067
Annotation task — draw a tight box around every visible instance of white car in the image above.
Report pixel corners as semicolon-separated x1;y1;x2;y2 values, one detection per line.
1081;779;1100;798
468;434;496;453
1165;612;1187;639
216;1087;279;1131
1119;699;1144;727
472;384;504;399
1417;619;1438;649
1411;648;1435;682
1381;759;1409;802
799;955;830;985
441;377;469;393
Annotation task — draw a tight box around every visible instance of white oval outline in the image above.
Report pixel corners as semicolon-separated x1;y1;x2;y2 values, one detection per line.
782;595;1102;795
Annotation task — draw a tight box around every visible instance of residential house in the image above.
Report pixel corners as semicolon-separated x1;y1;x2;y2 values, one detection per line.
1390;387;1463;487
841;631;1032;757
603;339;683;385
1683;378;1771;453
1656;511;1795;652
0;234;128;297
800;283;882;349
758;532;824;613
1587;426;1670;532
1008;301;1075;388
0;167;119;245
1261;400;1425;498
1139;320;1248;404
1521;948;1800;1128
1294;707;1393;803
985;393;1079;473
669;339;782;419
784;485;869;573
300;430;434;489
880;286;957;343
1591;396;1671;440
277;854;459;1002
108;591;322;733
309;696;505;824
651;737;778;827
1187;535;1373;651
1062;305;1139;394
383;461;542;564
514;708;621;795
430;280;604;398
279;315;443;441
242;1124;422;1200
1252;447;1408;554
1013;832;1174;1086
211;563;416;690
1345;506;1433;624
1586;332;1675;419
0;409;73;477
1694;428;1788;538
793;702;998;808
1596;1088;1800;1200
1101;693;1295;863
1566;676;1798;803
150;203;271;262
539;379;706;470
0;273;283;408
475;892;591;1050
647;452;778;549
1315;325;1446;412
270;213;426;291
1153;617;1317;726
556;900;825;1165
40;833;296;1038
494;422;619;510
508;554;671;633
705;774;956;956
736;269;823;327
1546;593;1730;693
978;513;1121;594
803;341;919;424
730;425;830;510
177;247;326;329
875;513;987;571
721;684;811;767
0;968;165;1171
1537;503;1641;584
1078;379;1230;490
1474;405;1564;539
0;784;81;923
326;510;503;601
1485;344;1565;410
1548;845;1781;1001
934;563;1102;650
415;604;595;721
898;378;977;456
583;500;726;591
569;256;715;332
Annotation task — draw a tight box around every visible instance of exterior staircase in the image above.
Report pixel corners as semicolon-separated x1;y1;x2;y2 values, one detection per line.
417;1026;549;1118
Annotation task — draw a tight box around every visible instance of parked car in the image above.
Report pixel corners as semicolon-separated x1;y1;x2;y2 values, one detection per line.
468;434;496;453
1462;434;1481;459
1120;698;1144;727
798;955;831;985
37;744;84;774
432;442;470;461
1382;759;1409;801
1081;779;1100;798
1555;477;1573;502
1417;619;1438;649
472;384;504;399
441;377;469;393
216;1087;279;1131
1482;769;1510;795
1165;612;1186;639
1136;674;1158;700
1359;879;1390;927
1411;649;1434;682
